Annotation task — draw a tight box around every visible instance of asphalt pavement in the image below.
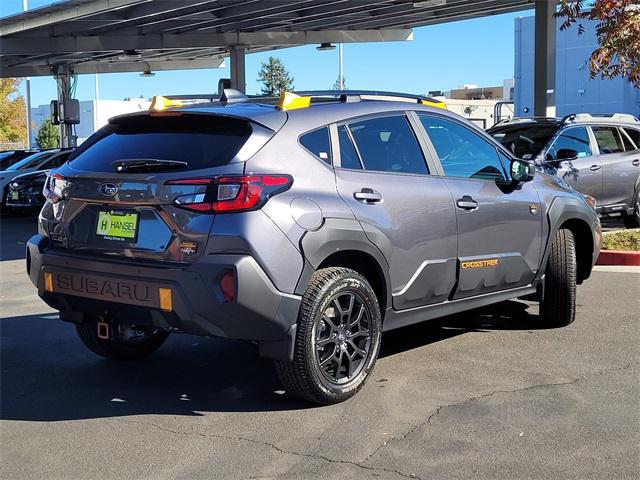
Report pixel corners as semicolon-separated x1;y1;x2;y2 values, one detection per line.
1;216;638;480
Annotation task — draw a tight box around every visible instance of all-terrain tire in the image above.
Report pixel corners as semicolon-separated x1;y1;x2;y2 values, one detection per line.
76;316;169;361
539;228;577;327
275;267;382;404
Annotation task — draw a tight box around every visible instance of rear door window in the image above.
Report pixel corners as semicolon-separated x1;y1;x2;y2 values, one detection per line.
592;126;624;154
547;127;592;160
68;115;253;173
623;128;640;150
346;115;428;175
420;115;505;181
300;127;331;164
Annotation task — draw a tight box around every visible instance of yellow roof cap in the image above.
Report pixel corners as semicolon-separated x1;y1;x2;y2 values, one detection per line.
150;95;183;111
276;91;311;111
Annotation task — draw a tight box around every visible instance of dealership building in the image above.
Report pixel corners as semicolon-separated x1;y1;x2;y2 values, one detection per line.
514;15;640;118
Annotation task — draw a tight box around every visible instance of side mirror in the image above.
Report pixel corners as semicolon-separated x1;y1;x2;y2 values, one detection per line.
511;159;534;183
556;148;579;161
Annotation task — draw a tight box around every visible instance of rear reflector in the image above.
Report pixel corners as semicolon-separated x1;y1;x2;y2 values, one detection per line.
158;287;173;312
44;272;53;292
220;270;236;303
167;174;292;213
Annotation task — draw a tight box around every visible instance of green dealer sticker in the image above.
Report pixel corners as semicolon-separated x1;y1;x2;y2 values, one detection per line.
96;210;139;241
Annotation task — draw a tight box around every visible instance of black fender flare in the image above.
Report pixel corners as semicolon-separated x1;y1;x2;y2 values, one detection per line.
295;218;392;304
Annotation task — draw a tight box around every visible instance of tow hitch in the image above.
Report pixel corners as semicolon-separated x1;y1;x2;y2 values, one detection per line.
97;321;110;339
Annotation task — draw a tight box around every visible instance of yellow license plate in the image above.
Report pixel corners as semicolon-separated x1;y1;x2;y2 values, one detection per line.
10;191;19;200
96;210;139;241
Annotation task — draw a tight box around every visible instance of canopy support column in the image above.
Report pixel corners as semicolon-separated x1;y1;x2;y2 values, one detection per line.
55;65;76;148
230;47;246;93
534;0;556;117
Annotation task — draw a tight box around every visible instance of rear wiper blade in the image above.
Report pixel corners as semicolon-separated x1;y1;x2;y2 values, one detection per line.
113;159;188;172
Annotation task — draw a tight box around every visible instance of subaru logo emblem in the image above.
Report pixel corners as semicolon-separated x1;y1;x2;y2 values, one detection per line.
100;183;118;197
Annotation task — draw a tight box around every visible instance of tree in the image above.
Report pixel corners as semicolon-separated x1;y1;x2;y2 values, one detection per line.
332;76;347;90
35;120;60;149
257;57;294;96
556;0;640;87
0;79;27;144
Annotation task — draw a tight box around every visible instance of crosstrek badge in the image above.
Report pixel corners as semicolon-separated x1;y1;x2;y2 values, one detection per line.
461;259;499;269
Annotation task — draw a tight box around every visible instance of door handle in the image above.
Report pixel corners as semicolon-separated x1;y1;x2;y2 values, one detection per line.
456;195;478;211
590;164;602;172
354;188;382;204
632;159;640;167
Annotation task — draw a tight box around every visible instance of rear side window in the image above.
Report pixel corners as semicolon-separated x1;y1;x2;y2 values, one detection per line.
592;126;624;154
623;128;640;149
300;127;331;164
420;115;505;181
489;124;557;160
347;116;428;175
69;115;253;173
337;125;362;170
547;127;592;160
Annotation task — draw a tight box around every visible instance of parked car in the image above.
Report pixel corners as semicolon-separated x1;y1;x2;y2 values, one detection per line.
26;90;600;404
488;113;640;228
0;149;38;170
0;149;72;211
4;150;73;214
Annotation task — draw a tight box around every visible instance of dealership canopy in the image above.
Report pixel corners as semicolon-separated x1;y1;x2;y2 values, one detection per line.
0;0;540;78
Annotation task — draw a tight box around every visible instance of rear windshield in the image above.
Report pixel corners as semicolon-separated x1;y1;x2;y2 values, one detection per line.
68;114;253;173
6;151;56;171
489;124;558;160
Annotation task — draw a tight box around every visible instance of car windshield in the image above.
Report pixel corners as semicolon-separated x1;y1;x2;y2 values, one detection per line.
6;151;57;171
489;124;558;160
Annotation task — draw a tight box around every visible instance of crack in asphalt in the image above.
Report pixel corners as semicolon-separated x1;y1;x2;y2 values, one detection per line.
115;361;637;480
361;360;639;465
115;418;422;480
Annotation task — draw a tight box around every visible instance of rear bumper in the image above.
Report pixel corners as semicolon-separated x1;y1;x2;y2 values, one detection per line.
26;234;301;360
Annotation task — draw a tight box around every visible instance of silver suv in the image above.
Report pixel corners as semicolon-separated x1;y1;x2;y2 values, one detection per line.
27;90;601;404
488;114;640;228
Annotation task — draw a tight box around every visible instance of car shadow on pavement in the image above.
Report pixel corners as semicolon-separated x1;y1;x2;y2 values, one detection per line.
0;299;555;422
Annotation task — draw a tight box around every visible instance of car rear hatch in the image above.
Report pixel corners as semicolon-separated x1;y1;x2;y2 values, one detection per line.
46;111;276;263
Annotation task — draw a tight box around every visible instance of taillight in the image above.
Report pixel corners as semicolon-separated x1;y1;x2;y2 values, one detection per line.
45;172;67;204
166;175;292;213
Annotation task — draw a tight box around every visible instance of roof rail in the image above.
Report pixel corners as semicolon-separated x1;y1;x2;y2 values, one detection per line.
563;113;640;124
295;90;447;108
149;89;450;112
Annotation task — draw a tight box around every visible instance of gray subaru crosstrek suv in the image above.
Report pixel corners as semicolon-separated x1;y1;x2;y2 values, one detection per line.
27;90;601;404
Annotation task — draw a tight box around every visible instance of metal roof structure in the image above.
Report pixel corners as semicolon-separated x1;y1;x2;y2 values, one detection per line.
0;0;539;78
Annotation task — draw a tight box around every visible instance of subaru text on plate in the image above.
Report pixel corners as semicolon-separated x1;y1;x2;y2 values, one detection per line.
27;90;601;404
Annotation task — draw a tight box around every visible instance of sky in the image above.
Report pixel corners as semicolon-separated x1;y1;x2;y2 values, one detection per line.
2;0;534;107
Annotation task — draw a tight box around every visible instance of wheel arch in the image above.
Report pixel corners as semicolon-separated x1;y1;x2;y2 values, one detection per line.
543;196;598;285
296;218;391;316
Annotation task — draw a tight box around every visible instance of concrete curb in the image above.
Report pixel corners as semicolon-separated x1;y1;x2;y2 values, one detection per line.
596;250;640;266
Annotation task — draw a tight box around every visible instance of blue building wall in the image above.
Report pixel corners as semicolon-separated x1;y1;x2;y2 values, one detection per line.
514;15;640;118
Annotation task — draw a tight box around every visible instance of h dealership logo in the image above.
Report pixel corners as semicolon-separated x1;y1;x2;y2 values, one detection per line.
100;183;118;197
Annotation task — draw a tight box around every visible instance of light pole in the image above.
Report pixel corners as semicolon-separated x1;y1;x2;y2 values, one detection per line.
94;73;100;131
338;43;344;90
23;0;31;149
